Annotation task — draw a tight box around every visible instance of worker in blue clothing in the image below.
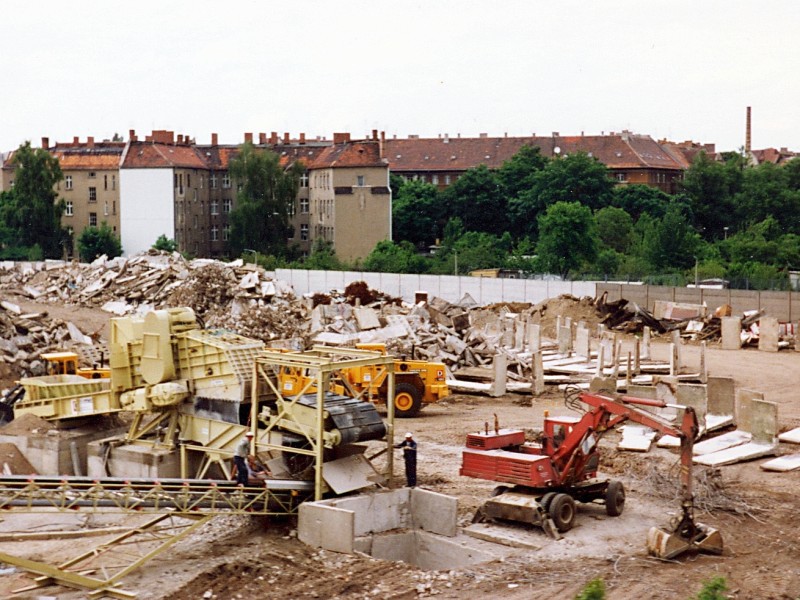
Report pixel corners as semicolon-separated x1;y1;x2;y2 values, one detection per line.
395;432;417;487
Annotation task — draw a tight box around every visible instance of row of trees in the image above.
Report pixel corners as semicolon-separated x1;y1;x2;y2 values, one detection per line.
3;139;800;290
374;146;800;289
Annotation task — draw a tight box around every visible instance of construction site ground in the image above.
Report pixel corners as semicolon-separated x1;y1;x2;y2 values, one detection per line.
0;300;799;599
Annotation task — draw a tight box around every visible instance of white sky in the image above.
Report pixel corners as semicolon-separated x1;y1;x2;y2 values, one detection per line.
2;1;798;153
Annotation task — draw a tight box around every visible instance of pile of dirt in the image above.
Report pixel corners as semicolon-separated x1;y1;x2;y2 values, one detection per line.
0;412;57;436
528;294;603;339
0;443;37;474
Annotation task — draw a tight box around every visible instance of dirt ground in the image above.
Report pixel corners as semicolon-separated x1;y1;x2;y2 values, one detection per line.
0;301;799;599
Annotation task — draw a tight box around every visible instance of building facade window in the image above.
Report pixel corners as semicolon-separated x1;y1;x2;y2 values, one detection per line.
89;172;96;178
65;175;73;190
432;175;439;185
616;173;627;182
222;173;231;188
223;199;232;213
104;174;108;190
445;175;451;185
210;173;217;189
112;175;116;190
89;187;97;202
210;200;219;215
300;198;309;214
65;201;74;216
223;226;230;241
211;226;218;241
357;175;365;186
104;201;109;216
300;224;309;241
300;173;309;187
89;212;97;227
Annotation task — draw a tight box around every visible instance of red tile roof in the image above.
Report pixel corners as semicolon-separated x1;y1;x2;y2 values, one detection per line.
383;133;686;172
309;140;385;169
122;142;207;169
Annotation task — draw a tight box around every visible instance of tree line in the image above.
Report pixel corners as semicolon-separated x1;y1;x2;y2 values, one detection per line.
3;140;800;290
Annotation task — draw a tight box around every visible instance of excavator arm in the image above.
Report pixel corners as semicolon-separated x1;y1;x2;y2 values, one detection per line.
577;391;723;559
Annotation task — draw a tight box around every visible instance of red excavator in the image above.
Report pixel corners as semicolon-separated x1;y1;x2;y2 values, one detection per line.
460;387;723;559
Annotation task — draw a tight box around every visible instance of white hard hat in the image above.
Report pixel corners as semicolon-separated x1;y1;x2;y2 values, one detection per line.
245;431;255;437
405;432;413;438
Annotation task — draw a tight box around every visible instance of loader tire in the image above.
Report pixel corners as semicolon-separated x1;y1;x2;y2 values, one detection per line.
490;485;510;497
549;493;576;533
605;480;625;517
394;382;422;418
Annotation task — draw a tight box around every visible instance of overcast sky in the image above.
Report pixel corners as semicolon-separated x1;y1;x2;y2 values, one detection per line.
2;1;797;153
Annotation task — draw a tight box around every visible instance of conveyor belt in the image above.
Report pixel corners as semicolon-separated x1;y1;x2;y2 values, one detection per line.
0;475;314;516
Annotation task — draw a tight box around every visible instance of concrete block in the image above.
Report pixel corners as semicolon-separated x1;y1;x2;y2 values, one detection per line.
87;441;183;479
707;377;735;418
557;325;572;355
353;307;381;330
758;316;780;352
528;324;541;353
489;354;507;397
411;488;457;537
618;425;655;452
370;531;415;563
692;430;752;455
531;352;545;396
721;317;742;350
677;384;708;424
589;376;616;393
737;390;778;443
298;503;354;554
326;488;410;535
575;327;590;360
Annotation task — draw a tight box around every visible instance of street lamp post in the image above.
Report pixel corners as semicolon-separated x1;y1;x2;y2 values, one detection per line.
243;248;258;268
723;227;729;240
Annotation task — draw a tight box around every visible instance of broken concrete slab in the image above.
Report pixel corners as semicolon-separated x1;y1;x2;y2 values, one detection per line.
692;430;752;455
618;425;656;452
760;453;800;472
693;442;778;466
778;427;800;444
721;317;742;350
758;316;780;352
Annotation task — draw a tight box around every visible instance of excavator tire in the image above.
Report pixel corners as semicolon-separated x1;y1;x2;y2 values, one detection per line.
394;382;422;418
539;492;557;512
605;480;625;516
549;493;577;533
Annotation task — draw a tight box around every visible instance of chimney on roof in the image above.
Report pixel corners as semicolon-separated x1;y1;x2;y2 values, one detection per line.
244;132;253;144
379;131;385;158
211;133;218;145
41;137;49;149
259;132;266;144
73;136;79;145
479;133;487;138
552;132;559;137
333;132;351;144
283;132;290;144
270;132;278;144
129;129;138;142
87;136;94;148
299;132;306;144
746;106;752;153
372;129;378;141
177;134;184;144
504;132;508;137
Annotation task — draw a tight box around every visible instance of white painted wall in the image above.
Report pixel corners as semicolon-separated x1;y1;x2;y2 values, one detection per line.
119;168;174;256
275;268;596;305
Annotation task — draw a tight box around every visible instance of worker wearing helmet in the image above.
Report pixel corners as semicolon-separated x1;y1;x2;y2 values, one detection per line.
233;431;254;486
394;432;417;487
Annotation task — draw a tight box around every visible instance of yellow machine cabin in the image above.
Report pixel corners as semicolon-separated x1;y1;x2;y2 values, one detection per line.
278;343;449;417
41;351;110;380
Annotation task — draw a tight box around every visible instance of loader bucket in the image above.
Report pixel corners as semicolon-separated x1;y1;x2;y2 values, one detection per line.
647;523;723;559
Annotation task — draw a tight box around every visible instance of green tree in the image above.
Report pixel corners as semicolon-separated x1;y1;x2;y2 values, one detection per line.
536;201;597;278
531;152;615;212
733;162;800;233
611;184;673;221
594;206;634;253
362;240;428;273
392;179;443;247
431;231;512;274
681;151;742;239
297;239;347;270
152;234;178;253
77;222;122;261
498;144;549;200
639;204;701;271
443;165;508;236
0;141;68;258
227;142;303;257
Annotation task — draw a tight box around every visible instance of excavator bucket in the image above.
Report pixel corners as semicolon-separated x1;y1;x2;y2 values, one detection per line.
647;523;724;559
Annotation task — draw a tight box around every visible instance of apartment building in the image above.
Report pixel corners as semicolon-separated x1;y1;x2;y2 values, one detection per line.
383;131;696;194
1;137;124;258
306;133;391;262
